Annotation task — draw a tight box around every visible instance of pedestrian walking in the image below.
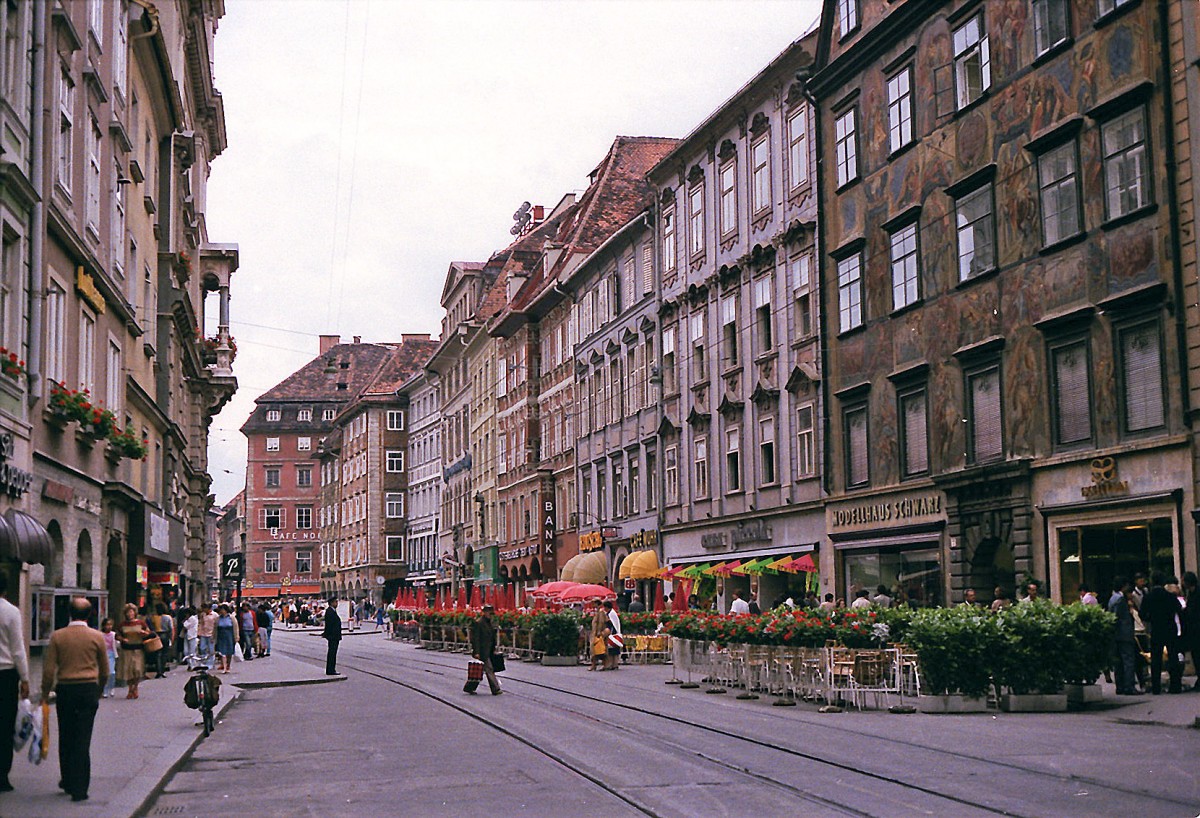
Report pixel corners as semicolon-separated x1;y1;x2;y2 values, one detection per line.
0;572;30;793
196;603;217;669
256;604;273;656
322;599;342;675
181;607;199;667
116;604;151;699
603;600;622;671
1107;578;1140;695
239;604;257;660
40;597;107;802
588;606;607;671
150;603;174;678
99;619;116;698
468;605;502;694
214;604;239;674
374;605;385;631
1141;573;1184;694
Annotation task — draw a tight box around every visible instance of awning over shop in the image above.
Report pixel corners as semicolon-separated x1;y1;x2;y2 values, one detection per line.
5;509;52;566
0;514;18;562
572;551;608;585
618;549;660;580
559;553;582;582
240;586;282;598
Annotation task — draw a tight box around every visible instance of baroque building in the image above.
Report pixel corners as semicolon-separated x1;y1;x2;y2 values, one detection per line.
810;0;1196;605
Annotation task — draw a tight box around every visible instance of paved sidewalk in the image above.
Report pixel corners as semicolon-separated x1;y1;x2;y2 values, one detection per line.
3;649;344;818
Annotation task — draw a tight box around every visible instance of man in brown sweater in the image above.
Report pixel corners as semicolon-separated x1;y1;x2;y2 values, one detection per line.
40;597;107;802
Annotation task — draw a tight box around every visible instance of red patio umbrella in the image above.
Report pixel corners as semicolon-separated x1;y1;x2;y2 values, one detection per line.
457;586;467;609
653;582;665;612
529;580;579;598
470;585;481;608
558;583;617;603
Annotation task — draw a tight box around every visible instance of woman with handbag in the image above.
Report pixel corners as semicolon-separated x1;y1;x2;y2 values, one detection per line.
214;605;239;674
149;603;174;679
116;604;151;699
602;600;622;671
588;606;607;671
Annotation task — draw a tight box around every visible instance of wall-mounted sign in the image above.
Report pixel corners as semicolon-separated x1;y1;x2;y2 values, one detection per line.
499;545;537;561
831;493;943;528
1081;457;1129;499
731;519;771;545
630;529;658;549
580;531;604;552
0;433;32;497
75;267;106;314
701;532;727;549
541;498;555;557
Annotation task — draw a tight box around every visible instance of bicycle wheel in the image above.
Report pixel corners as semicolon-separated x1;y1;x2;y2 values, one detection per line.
202;708;214;736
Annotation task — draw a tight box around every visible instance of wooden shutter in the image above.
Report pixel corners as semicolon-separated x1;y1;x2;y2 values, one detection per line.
970;368;1002;462
642;243;653;295
902;391;928;475
1053;342;1091;444
1123;322;1164;431
846;406;868;486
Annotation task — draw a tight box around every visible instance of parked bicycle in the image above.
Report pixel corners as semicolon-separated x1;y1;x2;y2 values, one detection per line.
184;664;222;736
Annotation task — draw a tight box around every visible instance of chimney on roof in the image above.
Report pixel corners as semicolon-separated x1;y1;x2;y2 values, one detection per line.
401;333;431;343
352;336;361;344
319;335;340;355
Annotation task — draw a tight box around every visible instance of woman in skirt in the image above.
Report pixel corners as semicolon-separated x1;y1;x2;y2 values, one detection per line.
116;603;151;699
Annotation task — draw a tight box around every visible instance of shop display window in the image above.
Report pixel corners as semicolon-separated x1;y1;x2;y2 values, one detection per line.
842;545;941;608
1056;517;1173;603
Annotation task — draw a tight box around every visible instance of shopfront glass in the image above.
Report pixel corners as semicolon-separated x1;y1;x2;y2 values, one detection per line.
842;545;941;608
1056;517;1173;603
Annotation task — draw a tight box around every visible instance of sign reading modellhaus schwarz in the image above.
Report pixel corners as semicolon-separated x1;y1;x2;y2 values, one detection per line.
831;494;942;528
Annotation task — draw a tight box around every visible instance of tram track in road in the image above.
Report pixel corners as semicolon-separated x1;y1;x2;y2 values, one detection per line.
333;642;1200;817
280;636;1057;817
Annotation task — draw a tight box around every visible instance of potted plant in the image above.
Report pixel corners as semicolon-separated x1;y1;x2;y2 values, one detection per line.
1057;603;1116;705
533;611;582;665
906;606;1000;713
994;600;1068;712
108;424;149;461
0;348;26;381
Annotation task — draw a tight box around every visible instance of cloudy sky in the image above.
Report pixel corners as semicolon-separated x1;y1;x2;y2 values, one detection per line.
204;0;823;504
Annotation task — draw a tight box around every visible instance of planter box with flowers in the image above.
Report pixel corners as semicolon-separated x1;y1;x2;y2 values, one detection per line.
46;382;93;430
108;425;149;461
0;348;26;382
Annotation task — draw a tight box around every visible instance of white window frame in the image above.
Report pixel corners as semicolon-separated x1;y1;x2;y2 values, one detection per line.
264;551;280;574
688;184;705;257
726;426;741;493
695;436;709;499
387;409;404;430
386;492;404;518
106;338;122;415
296;506;312;530
266;409;281;422
662;206;676;273
297;436;312;451
953;13;991;110
887;66;913;154
759;417;776;486
265;437;280;452
1101;107;1150;221
664;445;679;506
295;551;312;574
787;106;808;191
78;308;96;394
297;407;312;421
835;108;858;187
751;136;770;214
837;253;863;333
322;408;335;421
719;160;737;237
46;280;66;385
890;222;919;311
796;403;815;479
1033;0;1070;56
386;450;404;473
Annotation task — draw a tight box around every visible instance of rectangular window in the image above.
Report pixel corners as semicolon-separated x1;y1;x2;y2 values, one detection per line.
787;106;808;191
322;408;335;421
956;184;995;280
641;242;653;295
265;437;280;452
845;405;869;488
695;436;709;498
662;207;676;273
646;450;657;510
662;326;677;393
1098;0;1134;14
113;2;127;95
792;254;813;338
1102;108;1150;220
86;116;101;236
297;407;312;421
630;454;641;514
296;467;312;488
754;275;773;351
1038;141;1080;246
110;163;125;277
953;14;991;109
1051;340;1092;445
387;450;404;473
296;506;312;530
838;0;858;37
835;108;858;187
387;410;404;430
719;162;737;237
665;446;680;506
721;294;738;367
297;436;312;451
887;67;913;154
968;366;1003;463
796;404;815;478
264;467;280;488
295;551;312;574
264;552;280;574
57;69;73;192
386;536;404;562
899;389;929;476
1119;320;1165;433
613;462;624;518
497;358;507;398
890;223;919;310
386;492;404;518
1033;0;1069;55
691;312;707;381
266;409;281;422
837;253;863;332
107;339;122;414
260;506;283;530
751;137;770;214
78;310;95;393
688;184;705;256
726;427;741;493
759;417;776;485
46;282;66;385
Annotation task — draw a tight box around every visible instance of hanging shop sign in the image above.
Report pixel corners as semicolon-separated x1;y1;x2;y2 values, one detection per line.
1081;457;1130;499
541;497;556;557
580;531;604;552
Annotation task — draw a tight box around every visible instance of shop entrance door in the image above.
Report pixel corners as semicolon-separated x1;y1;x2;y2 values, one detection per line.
1057;517;1174;603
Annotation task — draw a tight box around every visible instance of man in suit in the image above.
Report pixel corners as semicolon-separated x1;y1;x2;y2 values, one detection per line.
1107;577;1140;695
468;605;502;695
40;597;107;802
0;572;29;793
321;599;342;675
1140;574;1183;694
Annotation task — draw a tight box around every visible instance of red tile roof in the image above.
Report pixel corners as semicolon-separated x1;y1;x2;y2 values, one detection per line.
361;339;441;397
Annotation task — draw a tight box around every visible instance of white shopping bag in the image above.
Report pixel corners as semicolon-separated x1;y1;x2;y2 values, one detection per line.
12;698;33;751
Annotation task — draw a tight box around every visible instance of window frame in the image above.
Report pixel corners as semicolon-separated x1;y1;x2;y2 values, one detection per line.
264;551;280;574
965;362;1004;465
838;0;859;38
750;135;771;215
1048;335;1094;448
297;436;312;452
386;492;404;518
952;13;991;110
718;160;737;239
296;466;312;488
791;253;814;339
836;251;863;333
897;385;930;478
265;437;280;452
694;436;709;499
721;293;739;368
796;403;816;479
688;183;705;258
843;402;869;489
955;182;996;281
1036;139;1083;247
386;450;404;473
266;409;281;422
758;416;777;486
1116;316;1166;436
664;445;679;506
662;205;676;273
295;551;312;574
264;467;280;488
725;426;741;493
1032;0;1070;56
889;220;920;311
886;65;914;154
1100;106;1152;223
834;107;859;188
387;409;404;431
787;105;809;192
386;536;404;562
296;506;312;530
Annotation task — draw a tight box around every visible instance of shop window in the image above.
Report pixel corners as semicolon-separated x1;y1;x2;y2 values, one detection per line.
843;545;942;608
967;364;1003;463
1118;319;1165;433
1056;518;1173;604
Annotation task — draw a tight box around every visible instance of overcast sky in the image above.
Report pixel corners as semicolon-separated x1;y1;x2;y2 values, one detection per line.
204;0;823;504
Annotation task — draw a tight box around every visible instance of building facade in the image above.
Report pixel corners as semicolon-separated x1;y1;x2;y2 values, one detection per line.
648;34;824;609
400;370;441;589
811;0;1195;605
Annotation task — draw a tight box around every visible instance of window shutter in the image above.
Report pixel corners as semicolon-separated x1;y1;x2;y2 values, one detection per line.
902;392;928;474
1053;343;1091;443
970;368;1002;462
847;407;868;486
1123;323;1164;431
934;63;955;119
641;244;653;295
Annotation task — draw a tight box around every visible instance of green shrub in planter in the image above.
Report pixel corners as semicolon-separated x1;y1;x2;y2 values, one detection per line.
906;606;1001;698
995;600;1064;694
531;612;581;656
1056;603;1116;685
